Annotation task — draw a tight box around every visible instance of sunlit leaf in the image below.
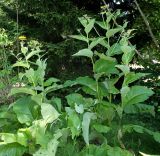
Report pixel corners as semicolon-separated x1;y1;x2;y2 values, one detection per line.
9;87;36;96
12;61;30;68
69;35;88;42
116;65;130;75
0;143;26;156
121;86;154;106
72;48;93;58
107;43;122;56
26;50;43;60
13;97;39;125
82;112;96;145
41;103;59;123
85;19;95;34
33;131;62;156
123;72;148;86
93;124;111;133
94;58;118;75
106;28;122;38
89;37;105;49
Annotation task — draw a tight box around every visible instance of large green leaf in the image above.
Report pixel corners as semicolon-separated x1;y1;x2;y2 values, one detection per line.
41;103;59;123
106;27;122;38
13;97;39;125
9;87;36;96
121;86;154;106
93;124;111;133
44;77;60;87
79;144;132;156
75;76;108;98
82;112;96;145
44;84;63;95
33;131;62;156
78;16;88;27
67;111;81;139
102;78;120;94
72;48;93;58
89;37;105;49
94;58;118;75
26;50;43;60
66;93;84;108
0;143;26;156
85;19;95;34
96;21;110;30
124;103;155;116
107;43;123;56
123;124;160;144
51;97;62;112
121;45;132;53
12;61;30;68
97;102;116;122
0;133;16;144
121;45;135;65
116;65;130;75
106;146;132;156
123;72;148;86
30;120;51;148
66;93;93;109
0;131;28;147
76;76;97;92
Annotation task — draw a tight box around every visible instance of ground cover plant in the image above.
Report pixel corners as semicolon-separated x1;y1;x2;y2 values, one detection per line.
0;4;160;156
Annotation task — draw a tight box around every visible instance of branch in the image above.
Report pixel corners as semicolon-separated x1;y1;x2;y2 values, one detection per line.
134;0;159;49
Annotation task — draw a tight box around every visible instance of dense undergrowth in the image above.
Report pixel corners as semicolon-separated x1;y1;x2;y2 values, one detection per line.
0;6;160;156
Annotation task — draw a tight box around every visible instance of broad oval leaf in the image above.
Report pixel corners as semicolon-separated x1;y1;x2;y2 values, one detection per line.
121;45;132;53
123;72;148;86
72;48;93;58
107;43;122;56
94;58;119;74
89;37;105;49
0;143;26;156
33;131;62;156
116;65;130;75
13;97;39;125
78;16;88;27
9;88;36;96
106;27;122;38
41;103;59;123
124;103;155;116
121;45;135;65
44;77;60;87
93;124;111;133
96;21;110;30
67;111;81;139
121;86;154;106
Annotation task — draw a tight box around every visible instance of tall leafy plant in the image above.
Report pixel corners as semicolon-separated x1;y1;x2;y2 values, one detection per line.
63;10;159;155
0;40;63;156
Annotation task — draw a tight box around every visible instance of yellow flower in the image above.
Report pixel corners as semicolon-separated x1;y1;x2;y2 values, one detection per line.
18;36;27;41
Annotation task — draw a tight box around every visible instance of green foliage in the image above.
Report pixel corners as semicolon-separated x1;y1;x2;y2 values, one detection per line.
0;143;26;156
66;10;158;155
0;7;159;156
